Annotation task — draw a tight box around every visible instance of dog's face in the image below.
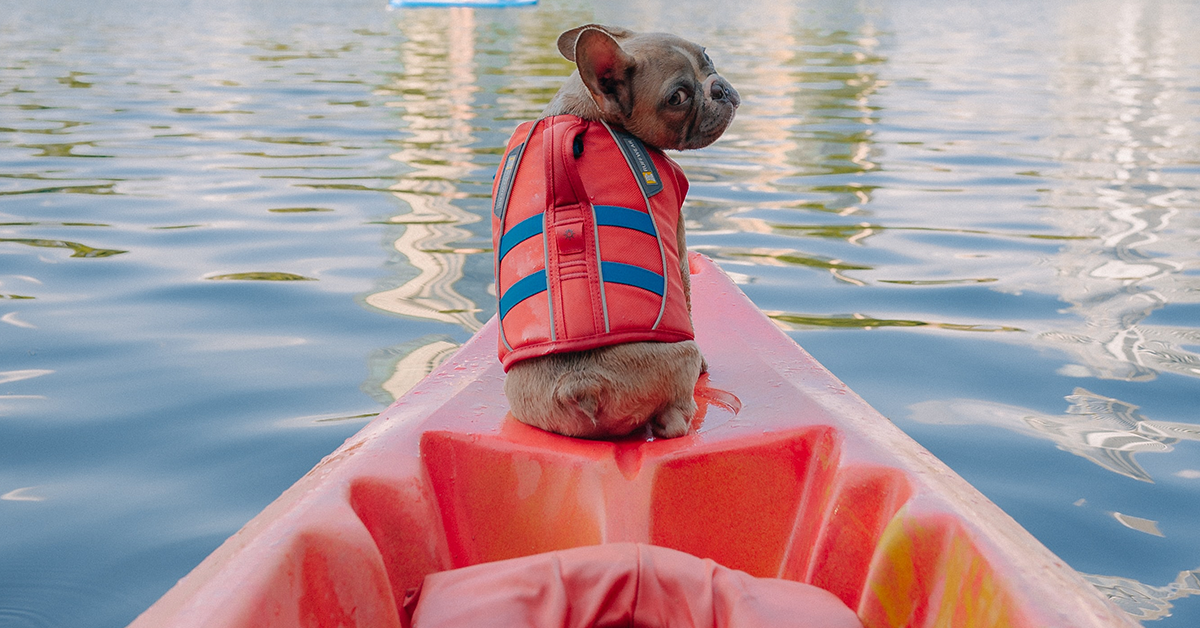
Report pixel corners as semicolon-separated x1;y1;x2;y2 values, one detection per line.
557;25;739;151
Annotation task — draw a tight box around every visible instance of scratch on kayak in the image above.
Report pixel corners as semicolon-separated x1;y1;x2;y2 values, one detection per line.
305;440;367;479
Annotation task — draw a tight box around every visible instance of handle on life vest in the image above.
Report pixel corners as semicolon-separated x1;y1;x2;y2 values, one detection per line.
546;116;591;211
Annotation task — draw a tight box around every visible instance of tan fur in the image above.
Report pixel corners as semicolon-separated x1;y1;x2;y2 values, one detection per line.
505;25;738;439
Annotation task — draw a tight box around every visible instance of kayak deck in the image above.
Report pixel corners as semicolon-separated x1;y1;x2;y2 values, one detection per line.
129;254;1135;628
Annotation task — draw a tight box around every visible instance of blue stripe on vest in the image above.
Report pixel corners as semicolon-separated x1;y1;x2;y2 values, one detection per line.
601;261;664;296
498;213;543;262
593;205;657;237
499;269;547;319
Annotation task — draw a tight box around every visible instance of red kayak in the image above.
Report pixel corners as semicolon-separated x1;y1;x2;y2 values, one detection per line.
128;254;1136;628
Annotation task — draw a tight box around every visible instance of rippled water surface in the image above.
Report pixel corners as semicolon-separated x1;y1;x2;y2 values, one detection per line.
2;0;1199;625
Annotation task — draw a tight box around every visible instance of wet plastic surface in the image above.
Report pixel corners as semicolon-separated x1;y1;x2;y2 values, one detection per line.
127;254;1138;628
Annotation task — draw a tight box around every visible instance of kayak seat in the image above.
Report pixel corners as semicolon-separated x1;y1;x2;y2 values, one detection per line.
416;421;915;610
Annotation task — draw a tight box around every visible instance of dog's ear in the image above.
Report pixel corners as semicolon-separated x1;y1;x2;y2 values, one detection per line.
573;27;637;120
556;24;633;62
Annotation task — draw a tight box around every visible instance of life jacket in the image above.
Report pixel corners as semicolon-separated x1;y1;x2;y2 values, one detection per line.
491;115;693;371
402;543;862;628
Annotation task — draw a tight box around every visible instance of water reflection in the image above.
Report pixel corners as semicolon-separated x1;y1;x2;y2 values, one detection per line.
692;23;888;246
366;8;485;329
1;312;37;329
0;182;117;196
771;311;1021;333
0;487;48;502
204;272;316;281
360;8;489;397
774;222;1094;244
1028;0;1200;382
673;22;893;308
910;388;1200;484
361;335;461;403
1085;566;1200;622
0;369;54;385
0;238;125;258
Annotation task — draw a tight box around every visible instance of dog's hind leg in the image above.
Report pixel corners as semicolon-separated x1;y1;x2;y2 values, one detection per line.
650;395;696;439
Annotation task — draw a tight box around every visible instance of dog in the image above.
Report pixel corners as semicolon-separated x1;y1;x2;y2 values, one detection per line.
491;24;738;439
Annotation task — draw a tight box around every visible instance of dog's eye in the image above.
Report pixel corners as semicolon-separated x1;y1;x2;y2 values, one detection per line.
668;89;691;107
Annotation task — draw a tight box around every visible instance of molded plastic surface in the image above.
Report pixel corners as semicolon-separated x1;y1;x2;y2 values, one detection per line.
128;254;1137;628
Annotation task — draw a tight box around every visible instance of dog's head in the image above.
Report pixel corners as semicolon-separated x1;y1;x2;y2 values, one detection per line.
557;24;739;151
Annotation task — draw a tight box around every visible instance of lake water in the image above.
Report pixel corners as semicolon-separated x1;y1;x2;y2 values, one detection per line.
2;0;1198;625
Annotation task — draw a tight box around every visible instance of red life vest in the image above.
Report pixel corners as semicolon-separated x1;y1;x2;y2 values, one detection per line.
403;543;862;628
491;115;693;371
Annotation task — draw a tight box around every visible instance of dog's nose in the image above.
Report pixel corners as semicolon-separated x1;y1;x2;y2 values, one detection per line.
705;75;740;107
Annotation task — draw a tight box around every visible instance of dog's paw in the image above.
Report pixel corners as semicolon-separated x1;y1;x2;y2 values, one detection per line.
651;400;695;439
699;354;709;374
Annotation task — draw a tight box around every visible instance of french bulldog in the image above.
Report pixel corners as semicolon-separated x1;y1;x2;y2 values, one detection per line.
498;24;738;439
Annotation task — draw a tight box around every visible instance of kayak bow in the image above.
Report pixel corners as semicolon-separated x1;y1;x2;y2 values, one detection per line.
128;253;1136;628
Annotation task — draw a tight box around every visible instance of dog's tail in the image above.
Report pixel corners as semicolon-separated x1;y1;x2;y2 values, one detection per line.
552;373;603;426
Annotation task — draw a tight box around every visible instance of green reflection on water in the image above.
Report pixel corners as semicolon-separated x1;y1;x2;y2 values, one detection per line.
729;251;872;271
879;278;999;286
234;152;346;159
772;223;1095;243
245;39;356;63
56;72;93;89
243;136;333;146
0;238;126;258
0;222;110;227
173;107;254;115
774;313;924;328
205;272;316;281
18;141;114;159
297;183;397;192
770;312;1023;333
1;120;86;134
0;183;116;196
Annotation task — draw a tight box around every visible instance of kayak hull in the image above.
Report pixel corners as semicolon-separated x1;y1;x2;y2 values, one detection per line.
129;254;1136;628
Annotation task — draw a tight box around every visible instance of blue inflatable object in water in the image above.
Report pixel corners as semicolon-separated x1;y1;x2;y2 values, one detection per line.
389;0;536;7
